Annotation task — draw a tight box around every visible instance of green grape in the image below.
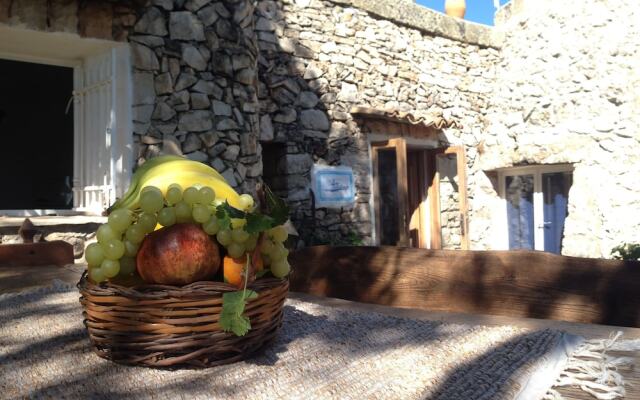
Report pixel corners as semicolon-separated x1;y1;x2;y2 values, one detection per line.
125;224;146;244
231;228;249;244
97;224;119;243
198;186;216;205
85;243;104;267
183;186;199;205
239;193;254;211
231;218;247;229
216;229;232;246
166;184;183;205
89;266;106;283
192;204;211;223
269;225;288;243
270;242;287;262
101;259;120;278
227;242;246;259
175;201;192;223
101;239;125;260
245;235;258;251
140;187;164;213
261;238;274;255
137;212;157;233
119;257;136;276
202;216;220;235
213;198;223;207
108;209;132;233
270;259;291;278
158;207;177;226
124;240;140;257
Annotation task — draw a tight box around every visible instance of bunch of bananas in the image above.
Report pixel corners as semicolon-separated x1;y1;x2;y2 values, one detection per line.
108;155;242;213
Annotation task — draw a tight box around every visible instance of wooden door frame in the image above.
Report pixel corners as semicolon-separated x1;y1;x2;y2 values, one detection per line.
371;139;410;247
372;140;469;250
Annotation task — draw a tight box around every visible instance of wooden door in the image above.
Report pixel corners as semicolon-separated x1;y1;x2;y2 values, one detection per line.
371;139;409;247
427;146;469;250
372;141;469;250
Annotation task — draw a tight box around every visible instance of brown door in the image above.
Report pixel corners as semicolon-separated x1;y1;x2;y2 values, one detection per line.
371;139;409;247
373;140;469;250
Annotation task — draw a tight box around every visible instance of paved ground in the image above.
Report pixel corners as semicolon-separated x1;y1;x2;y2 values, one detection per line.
0;263;84;294
2;263;639;399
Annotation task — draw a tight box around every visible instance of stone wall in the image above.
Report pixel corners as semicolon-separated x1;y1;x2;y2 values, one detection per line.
481;0;640;257
255;0;500;246
130;0;261;195
0;0;137;41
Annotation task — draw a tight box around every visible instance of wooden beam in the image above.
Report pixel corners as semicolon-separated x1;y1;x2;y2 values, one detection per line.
289;245;640;327
394;138;409;247
0;241;75;267
427;149;441;249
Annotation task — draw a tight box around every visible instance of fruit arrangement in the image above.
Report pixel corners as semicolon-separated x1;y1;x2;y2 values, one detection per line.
84;155;291;336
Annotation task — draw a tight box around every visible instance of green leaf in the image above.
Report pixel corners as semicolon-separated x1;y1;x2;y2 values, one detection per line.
245;213;274;234
264;185;289;226
221;201;246;219
220;290;258;336
215;207;231;231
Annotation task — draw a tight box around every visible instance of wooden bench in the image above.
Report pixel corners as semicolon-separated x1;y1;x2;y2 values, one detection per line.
289;246;640;327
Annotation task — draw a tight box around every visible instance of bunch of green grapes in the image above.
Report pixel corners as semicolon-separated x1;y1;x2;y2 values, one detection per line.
85;204;157;283
260;225;291;278
86;183;290;283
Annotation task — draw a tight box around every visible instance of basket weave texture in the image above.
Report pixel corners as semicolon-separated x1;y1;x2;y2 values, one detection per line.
77;272;289;368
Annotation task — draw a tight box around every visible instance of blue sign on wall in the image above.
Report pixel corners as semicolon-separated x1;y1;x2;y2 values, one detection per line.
311;165;356;208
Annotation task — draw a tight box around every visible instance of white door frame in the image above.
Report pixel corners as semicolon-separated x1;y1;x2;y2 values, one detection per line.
0;44;132;217
497;164;573;251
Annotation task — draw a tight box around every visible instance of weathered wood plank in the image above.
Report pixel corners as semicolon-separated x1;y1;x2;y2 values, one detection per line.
289;246;640;327
0;241;74;267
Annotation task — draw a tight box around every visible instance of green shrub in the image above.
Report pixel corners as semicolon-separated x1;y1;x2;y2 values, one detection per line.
611;243;640;261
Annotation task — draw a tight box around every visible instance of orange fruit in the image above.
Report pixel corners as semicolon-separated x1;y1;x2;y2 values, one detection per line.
223;256;245;288
223;251;264;288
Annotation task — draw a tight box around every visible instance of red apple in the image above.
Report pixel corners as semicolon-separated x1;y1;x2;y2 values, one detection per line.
136;223;221;285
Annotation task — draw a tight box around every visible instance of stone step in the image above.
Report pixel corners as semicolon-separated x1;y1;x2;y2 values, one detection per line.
0;216;106;260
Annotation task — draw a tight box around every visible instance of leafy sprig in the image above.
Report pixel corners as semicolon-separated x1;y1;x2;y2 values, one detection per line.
218;185;289;336
220;255;258;336
215;185;289;235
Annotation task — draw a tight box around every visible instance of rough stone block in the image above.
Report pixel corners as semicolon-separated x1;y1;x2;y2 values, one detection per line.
170;11;205;41
78;1;113;40
49;0;78;33
178;110;214;132
134;7;168;36
132;43;160;70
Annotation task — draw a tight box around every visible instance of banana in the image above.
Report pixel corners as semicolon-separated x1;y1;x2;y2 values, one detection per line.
111;158;237;211
136;170;243;210
108;155;185;212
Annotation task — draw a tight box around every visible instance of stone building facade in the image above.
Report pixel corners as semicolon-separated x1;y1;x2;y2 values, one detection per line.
0;0;638;258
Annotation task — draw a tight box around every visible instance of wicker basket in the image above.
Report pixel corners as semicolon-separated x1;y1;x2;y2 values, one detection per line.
77;272;289;368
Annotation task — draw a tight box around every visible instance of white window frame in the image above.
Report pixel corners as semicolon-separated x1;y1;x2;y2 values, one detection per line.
497;164;573;252
0;45;132;217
